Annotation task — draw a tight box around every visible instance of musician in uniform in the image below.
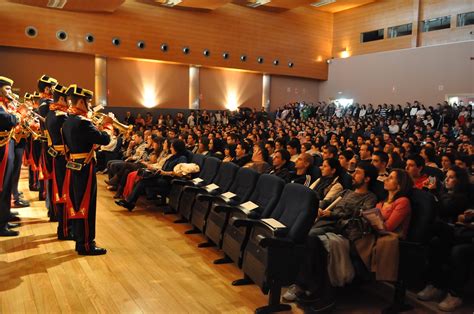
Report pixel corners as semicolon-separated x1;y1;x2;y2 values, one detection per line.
62;85;110;255
26;92;43;192
0;76;21;236
37;75;58;220
11;93;30;208
45;84;73;240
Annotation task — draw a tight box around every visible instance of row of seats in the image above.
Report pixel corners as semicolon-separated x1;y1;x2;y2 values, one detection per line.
151;153;438;313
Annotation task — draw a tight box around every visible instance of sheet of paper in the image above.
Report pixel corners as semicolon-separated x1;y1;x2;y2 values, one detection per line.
362;208;385;231
221;191;236;199
192;178;203;184
261;218;286;229
240;201;259;214
205;183;219;191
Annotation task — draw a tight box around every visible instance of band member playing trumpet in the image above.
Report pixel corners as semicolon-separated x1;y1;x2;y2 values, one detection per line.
37;75;58;220
45;84;73;240
11;93;30;208
62;85;110;255
0;76;21;236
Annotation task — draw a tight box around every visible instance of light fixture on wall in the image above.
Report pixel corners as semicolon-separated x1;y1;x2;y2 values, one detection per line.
161;43;168;52
247;0;271;8
25;26;38;38
137;40;146;49
142;85;158;108
112;37;121;46
156;0;182;7
340;47;350;58
56;30;68;41
222;52;230;59
240;55;247;62
225;90;239;111
203;49;210;57
85;33;94;43
183;46;190;54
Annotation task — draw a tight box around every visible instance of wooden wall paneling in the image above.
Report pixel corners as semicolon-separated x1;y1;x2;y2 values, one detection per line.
332;0;473;58
0;46;94;97
199;67;262;110
106;57;189;109
0;1;332;80
333;0;413;57
269;75;319;112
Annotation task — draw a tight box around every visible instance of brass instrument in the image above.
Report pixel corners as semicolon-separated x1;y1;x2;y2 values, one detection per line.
5;93;44;141
91;110;133;134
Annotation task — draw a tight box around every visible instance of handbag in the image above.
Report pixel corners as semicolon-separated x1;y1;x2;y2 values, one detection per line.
337;213;373;242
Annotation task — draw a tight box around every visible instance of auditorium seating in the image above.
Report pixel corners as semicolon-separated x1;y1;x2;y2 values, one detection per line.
199;168;260;250
167;156;220;216
218;174;285;267
234;184;318;313
187;161;239;237
384;189;437;313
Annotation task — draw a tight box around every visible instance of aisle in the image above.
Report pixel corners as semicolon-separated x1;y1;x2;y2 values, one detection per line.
0;169;274;313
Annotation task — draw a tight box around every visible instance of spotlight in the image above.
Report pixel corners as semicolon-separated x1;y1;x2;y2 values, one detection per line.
137;41;146;49
112;37;121;46
85;33;94;43
25;26;37;38
203;49;210;57
161;43;168;52
183;46;190;54
56;30;68;41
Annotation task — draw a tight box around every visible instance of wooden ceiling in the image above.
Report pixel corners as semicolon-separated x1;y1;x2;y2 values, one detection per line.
7;0;126;12
7;0;377;13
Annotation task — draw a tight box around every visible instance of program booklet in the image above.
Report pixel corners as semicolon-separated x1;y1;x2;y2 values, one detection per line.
362;208;386;233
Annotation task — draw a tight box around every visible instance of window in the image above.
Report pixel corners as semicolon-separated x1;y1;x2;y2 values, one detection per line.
388;23;412;38
421;16;451;32
457;12;474;27
360;29;384;43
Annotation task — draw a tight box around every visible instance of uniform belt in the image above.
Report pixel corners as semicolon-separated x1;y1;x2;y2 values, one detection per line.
70;151;96;161
53;145;65;152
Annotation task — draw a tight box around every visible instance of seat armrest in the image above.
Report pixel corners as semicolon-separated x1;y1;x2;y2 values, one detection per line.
214;204;237;213
171;178;192;186
183;185;205;193
256;234;294;248
230;217;258;227
253;220;289;237
197;193;219;202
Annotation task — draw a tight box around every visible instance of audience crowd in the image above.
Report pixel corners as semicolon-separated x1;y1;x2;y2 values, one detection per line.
99;100;473;312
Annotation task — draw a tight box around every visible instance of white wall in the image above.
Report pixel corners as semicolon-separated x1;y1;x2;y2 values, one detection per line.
319;40;474;106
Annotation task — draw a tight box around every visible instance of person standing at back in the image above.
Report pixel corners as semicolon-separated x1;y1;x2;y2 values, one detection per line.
62;85;110;255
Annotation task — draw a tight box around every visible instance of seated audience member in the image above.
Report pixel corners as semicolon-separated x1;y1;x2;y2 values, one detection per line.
309;158;343;209
116;139;187;211
284;163;378;311
417;166;472;312
420;146;439;168
322;144;338;160
405;154;429;189
287;138;301;163
210;138;225;160
387;151;405;171
243;143;271;174
123;111;135;125
96;127;118;172
265;140;276;159
222;144;236;163
267;149;292;182
113;136;164;199
440;153;455;175
186;133;198;153
371;151;390;182
354;169;413;282
290;153;314;187
338;150;355;173
233;142;252;167
454;154;473;182
358;143;373;166
135;113;145;127
197;137;210;156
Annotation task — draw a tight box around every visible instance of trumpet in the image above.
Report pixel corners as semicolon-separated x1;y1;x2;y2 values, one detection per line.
91;110;133;134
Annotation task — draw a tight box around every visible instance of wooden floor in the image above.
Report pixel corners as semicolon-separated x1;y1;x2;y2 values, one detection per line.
1;168;436;313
